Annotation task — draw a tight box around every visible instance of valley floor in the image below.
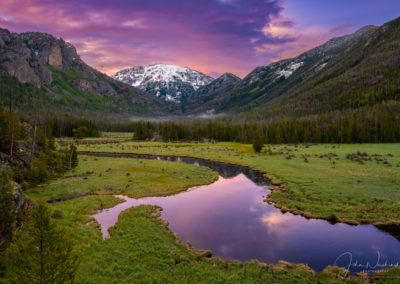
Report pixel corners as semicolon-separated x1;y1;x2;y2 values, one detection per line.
24;155;348;283
12;134;400;283
76;136;400;225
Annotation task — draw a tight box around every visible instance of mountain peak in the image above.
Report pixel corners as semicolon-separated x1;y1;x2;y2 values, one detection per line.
181;71;241;112
112;64;213;103
219;73;241;80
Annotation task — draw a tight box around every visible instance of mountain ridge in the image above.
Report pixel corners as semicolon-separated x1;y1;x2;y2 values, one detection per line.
182;24;379;115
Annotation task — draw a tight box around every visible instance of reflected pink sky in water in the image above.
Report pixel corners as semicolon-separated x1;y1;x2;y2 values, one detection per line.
93;173;400;272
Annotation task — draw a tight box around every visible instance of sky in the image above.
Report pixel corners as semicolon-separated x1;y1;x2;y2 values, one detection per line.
0;0;399;78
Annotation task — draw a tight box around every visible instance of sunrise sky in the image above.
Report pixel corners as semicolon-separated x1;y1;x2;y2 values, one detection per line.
0;0;399;78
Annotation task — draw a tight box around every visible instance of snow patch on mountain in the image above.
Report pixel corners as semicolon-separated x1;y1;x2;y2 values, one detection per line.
112;63;214;103
316;62;328;71
276;61;304;79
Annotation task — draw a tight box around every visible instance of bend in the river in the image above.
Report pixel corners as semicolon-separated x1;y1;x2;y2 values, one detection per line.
88;153;400;273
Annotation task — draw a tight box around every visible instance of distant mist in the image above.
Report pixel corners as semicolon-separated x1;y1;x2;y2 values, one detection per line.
188;110;226;119
128;116;181;123
129;110;226;122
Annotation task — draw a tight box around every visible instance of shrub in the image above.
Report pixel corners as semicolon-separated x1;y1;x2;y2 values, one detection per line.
253;136;264;153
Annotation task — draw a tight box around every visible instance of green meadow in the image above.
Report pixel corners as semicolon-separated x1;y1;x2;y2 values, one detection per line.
78;139;400;225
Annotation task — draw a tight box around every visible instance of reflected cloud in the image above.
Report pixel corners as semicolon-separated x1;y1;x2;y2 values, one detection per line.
91;155;400;272
259;211;294;234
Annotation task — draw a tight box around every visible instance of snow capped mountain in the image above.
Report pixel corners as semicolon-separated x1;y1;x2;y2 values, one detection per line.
112;63;214;103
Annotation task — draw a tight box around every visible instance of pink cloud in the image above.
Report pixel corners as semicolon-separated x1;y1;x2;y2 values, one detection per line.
256;14;359;63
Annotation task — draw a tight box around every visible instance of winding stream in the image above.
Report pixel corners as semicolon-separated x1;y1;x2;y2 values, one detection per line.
91;154;400;272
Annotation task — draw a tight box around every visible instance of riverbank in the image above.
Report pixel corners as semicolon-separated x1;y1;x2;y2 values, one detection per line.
77;140;400;226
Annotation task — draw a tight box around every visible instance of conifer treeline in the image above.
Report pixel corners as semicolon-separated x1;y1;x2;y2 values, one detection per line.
128;102;400;143
45;115;100;138
21;114;100;138
0;103;80;187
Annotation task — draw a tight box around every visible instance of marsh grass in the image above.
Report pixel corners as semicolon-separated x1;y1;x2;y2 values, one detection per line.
69;203;352;283
78;140;400;224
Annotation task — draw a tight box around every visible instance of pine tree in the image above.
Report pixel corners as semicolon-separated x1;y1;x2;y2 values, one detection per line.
6;199;79;283
7;111;20;157
27;154;51;186
0;103;10;153
69;144;78;169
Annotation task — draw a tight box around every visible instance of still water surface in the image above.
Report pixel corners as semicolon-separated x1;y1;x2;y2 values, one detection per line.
92;154;400;272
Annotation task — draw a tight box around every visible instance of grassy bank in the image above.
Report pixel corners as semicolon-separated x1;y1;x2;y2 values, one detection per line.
28;155;217;201
77;140;400;225
68;200;350;283
21;155;355;283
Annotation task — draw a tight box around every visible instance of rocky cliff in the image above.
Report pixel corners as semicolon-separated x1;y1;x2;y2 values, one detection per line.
0;28;176;118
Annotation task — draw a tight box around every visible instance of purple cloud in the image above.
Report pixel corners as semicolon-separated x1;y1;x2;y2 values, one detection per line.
0;0;397;77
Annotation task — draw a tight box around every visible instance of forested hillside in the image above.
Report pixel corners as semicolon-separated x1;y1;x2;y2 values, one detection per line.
252;17;400;118
0;102;99;261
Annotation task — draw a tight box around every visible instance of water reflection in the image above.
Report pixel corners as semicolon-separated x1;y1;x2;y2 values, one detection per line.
91;154;400;272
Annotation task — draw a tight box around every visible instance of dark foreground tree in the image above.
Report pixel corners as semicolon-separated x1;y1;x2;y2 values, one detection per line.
6;199;79;283
0;172;14;246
